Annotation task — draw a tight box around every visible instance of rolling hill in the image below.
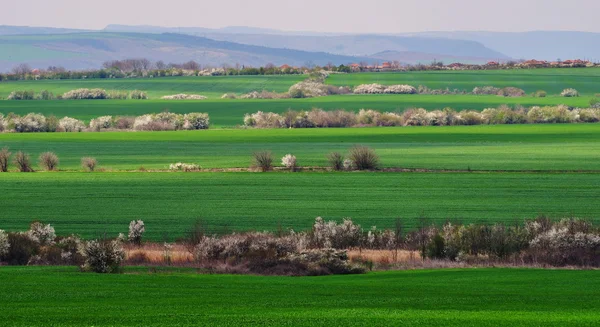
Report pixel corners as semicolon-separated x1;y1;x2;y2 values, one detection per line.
0;32;374;71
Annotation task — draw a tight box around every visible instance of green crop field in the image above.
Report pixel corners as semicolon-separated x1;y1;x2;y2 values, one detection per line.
0;124;598;171
0;95;591;127
0;75;305;99
327;68;600;95
2;267;599;326
1;171;598;239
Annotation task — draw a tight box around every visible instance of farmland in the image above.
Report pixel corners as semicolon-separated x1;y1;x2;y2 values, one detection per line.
327;68;600;95
2;267;600;326
0;95;591;127
0;75;305;99
1;172;599;239
0;124;598;171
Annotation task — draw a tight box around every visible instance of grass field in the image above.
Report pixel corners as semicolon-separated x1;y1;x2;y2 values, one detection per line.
0;95;591;127
0;75;305;99
0;124;598;171
2;267;599;326
327;68;600;95
1;172;598;239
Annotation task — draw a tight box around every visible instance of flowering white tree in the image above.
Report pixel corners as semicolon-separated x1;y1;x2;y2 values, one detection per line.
0;230;9;258
27;222;56;246
128;220;145;245
79;239;125;273
281;154;297;171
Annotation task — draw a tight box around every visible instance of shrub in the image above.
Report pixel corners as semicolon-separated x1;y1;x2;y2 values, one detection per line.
58;117;85;132
37;90;54;100
7;90;35;100
403;108;430;126
62;88;108;100
533;90;547;98
343;159;354;170
129;90;148;100
13;113;47;132
6;232;40;265
114;116;135;129
327;152;344;171
286;249;365;275
527;105;575;123
561;88;579;97
472;86;500;95
0;230;9;260
0;147;10;172
183;113;210;130
221;93;237;99
169;162;200;172
106;90;129;100
382;84;417;94
590;98;600;109
89;116;113;131
310;217;362;249
576;108;600;122
457;110;485;125
497;87;525;97
530;222;600;266
281;154;297;171
243;111;284;128
79;239;125;273
81;157;97;172
253;151;273;172
27;222;56;246
14;151;33;172
288;80;329;98
161;94;207;100
39;152;59;171
348;145;379;170
128;220;145;245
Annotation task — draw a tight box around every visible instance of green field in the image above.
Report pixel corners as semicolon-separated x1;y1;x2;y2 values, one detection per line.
0;124;598;171
1;172;598;239
0;95;591;127
0;75;304;99
327;68;600;95
2;267;599;326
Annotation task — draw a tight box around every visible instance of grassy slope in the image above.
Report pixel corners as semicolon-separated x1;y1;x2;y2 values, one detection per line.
0;95;591;127
0;75;305;99
2;267;599;326
0;124;598;171
1;172;598;239
327;68;600;95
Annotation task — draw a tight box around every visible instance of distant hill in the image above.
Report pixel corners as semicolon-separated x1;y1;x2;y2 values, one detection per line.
400;31;600;62
0;32;374;72
105;25;508;60
0;25;89;35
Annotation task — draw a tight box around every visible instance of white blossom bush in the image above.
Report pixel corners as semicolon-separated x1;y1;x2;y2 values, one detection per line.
59;117;86;132
183;113;210;130
560;88;579;97
89;116;113;130
221;93;237;99
129;90;148;100
527;105;575;123
472;86;501;95
79;239;125;273
343;159;354;170
161;94;207;100
132;114;153;130
575;108;600;123
243;111;284;128
13;113;47;132
62;88;108;100
169;162;200;172
310;217;362;249
288;80;329;98
0;229;9;259
128;220;145;245
27;222;56;246
281;154;297;170
353;83;387;94
383;84;417;94
530;221;600;266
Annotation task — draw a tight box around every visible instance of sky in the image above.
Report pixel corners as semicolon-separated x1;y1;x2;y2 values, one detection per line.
2;0;600;33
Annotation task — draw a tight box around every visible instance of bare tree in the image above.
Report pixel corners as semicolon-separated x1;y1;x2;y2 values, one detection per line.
11;63;32;75
182;60;200;70
155;60;166;70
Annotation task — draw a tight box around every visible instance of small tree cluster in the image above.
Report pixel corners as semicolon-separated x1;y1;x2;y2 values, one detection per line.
79;239;125;273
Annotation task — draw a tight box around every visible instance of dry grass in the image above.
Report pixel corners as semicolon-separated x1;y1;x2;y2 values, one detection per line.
124;244;194;266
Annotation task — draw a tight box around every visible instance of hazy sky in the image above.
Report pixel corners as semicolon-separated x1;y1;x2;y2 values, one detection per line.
3;0;599;33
